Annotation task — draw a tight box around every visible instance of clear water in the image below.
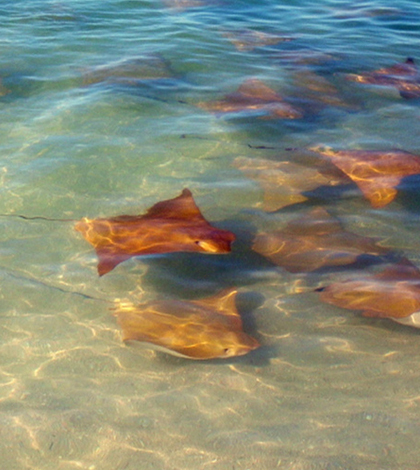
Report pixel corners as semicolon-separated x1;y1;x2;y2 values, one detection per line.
1;0;420;469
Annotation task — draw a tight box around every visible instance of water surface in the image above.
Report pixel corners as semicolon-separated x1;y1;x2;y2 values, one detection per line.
1;0;420;469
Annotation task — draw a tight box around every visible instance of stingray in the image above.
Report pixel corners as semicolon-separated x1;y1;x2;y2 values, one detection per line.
197;78;302;119
75;189;236;276
309;146;420;208
346;57;420;99
0;79;10;97
162;0;210;9
222;28;293;52
291;69;354;109
271;49;339;67
318;258;420;328
252;207;389;273
332;6;401;19
113;288;260;359
233;156;346;212
82;54;174;87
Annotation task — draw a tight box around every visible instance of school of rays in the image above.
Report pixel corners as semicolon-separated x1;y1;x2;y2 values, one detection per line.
1;38;414;360
65;48;420;360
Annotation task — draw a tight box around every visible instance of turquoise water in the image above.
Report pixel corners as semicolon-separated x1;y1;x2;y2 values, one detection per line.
1;0;420;468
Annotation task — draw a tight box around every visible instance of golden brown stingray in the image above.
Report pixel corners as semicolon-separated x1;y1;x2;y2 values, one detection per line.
346;57;420;99
75;189;236;276
222;29;293;52
233;156;346;212
113;288;260;359
197;78;302;119
318;258;420;326
252;207;389;272
82;54;174;86
309;146;420;208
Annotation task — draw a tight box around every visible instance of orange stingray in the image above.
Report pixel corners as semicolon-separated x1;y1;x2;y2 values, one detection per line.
113;288;260;359
233;156;346;212
222;28;293;52
252;207;389;272
346;57;420;99
197;78;302;119
75;189;236;276
309;146;420;208
318;258;420;326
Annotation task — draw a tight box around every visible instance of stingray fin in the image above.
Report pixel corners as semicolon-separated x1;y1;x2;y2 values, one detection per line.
192;288;239;317
374;257;420;282
143;189;203;220
237;79;281;101
97;251;130;276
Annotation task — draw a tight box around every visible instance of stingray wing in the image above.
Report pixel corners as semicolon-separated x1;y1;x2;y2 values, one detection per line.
310;147;420;208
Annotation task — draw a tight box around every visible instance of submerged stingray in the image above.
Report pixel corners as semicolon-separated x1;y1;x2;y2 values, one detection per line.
309;146;420;208
197;78;302;119
82;54;174;86
75;189;236;276
0;79;10;97
318;258;420;328
233;156;346;212
222;28;293;52
332;6;401;19
272;49;339;66
252;207;389;273
113;288;260;359
292;69;353;109
346;57;420;99
162;0;209;9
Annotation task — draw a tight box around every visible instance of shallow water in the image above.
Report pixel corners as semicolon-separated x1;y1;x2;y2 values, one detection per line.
1;0;420;468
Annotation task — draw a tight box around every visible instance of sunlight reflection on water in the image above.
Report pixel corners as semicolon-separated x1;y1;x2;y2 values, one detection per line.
1;0;420;468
